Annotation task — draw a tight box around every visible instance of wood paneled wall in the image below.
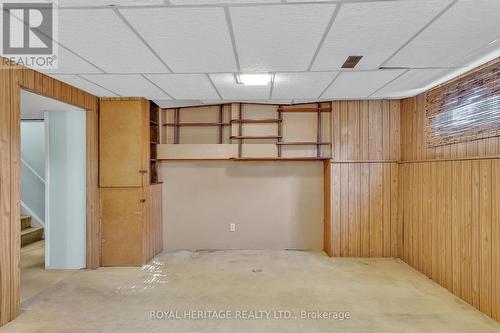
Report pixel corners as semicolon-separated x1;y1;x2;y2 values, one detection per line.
400;90;500;321
399;160;500;321
332;100;400;162
144;184;163;263
326;100;401;257
328;162;399;257
0;61;100;326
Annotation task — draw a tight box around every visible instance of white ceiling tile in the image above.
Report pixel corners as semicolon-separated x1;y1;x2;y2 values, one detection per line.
40;46;103;74
371;68;450;98
452;40;500;70
58;9;169;73
58;0;164;6
209;73;270;99
170;0;280;4
321;70;404;99
230;4;336;71
145;74;220;99
120;7;237;73
252;99;292;105
272;72;336;99
153;100;205;108
81;74;172;99
386;0;500;68
48;74;118;97
313;0;452;70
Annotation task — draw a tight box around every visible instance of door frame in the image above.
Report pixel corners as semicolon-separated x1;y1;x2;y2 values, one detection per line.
0;64;100;326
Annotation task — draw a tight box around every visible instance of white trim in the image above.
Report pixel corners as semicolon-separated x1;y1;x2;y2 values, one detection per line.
20;201;45;228
21;158;46;184
44;111;50;268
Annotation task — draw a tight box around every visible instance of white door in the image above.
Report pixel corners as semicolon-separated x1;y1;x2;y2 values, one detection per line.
45;110;86;269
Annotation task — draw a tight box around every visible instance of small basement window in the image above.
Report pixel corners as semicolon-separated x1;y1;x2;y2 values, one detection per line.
425;60;500;147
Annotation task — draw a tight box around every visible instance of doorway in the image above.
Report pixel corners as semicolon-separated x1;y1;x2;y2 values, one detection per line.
20;90;86;303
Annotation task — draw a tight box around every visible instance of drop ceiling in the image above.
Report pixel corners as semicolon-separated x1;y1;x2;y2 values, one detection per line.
37;0;500;107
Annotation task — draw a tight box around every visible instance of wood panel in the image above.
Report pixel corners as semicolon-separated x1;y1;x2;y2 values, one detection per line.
0;67;13;327
332;100;400;161
99;100;148;187
400;67;500;322
399;159;500;320
327;162;399;257
144;184;163;263
1;61;100;326
323;161;331;256
101;188;145;266
327;100;400;258
492;159;500;322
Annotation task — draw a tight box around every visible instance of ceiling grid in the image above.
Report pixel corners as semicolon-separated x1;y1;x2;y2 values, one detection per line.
37;0;499;106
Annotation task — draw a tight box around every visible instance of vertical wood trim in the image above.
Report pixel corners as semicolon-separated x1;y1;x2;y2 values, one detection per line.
479;160;492;316
86;107;100;269
323;161;331;256
360;163;370;256
9;68;21;318
492;160;500;321
340;164;348;256
331;163;341;256
0;67;12;326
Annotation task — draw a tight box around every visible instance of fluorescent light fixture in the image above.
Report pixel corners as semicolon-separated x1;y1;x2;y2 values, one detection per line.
238;73;271;86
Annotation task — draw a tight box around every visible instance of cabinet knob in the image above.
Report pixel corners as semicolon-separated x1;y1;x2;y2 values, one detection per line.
140;199;146;203
139;170;147;174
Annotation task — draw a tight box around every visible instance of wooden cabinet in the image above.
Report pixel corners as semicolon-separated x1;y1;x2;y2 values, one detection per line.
99;99;150;187
99;98;163;266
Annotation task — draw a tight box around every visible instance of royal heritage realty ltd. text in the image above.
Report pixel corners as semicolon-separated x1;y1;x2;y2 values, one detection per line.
150;310;352;321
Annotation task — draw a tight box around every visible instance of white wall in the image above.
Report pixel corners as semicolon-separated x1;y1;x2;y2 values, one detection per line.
162;161;324;250
20;121;46;225
21;121;45;176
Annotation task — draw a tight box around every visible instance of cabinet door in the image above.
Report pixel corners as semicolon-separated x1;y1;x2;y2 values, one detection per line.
101;188;145;266
99;100;147;187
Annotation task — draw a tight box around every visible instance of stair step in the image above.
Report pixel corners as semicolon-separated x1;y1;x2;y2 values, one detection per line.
21;215;32;230
21;227;43;247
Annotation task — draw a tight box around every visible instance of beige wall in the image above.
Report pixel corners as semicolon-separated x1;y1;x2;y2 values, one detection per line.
161;161;324;250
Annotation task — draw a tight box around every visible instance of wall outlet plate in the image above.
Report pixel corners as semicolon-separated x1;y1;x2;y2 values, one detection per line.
229;223;236;232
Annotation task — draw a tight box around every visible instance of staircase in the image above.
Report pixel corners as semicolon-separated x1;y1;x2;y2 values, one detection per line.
21;215;43;247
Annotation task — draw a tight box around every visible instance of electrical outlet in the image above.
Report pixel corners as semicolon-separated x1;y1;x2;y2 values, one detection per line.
229;223;236;232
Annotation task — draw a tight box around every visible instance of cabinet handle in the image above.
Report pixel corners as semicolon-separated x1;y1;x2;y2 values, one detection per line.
140;199;146;203
139;170;147;174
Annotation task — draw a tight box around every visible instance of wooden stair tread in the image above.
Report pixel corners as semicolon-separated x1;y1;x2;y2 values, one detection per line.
21;215;32;230
21;226;43;236
21;226;43;247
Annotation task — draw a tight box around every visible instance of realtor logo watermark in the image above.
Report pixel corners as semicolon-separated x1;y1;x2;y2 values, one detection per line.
1;1;58;68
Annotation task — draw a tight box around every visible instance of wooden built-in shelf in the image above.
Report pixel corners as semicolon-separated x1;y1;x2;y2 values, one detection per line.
277;141;331;146
163;122;230;127
150;102;160;184
278;107;331;113
230;119;281;124
230;157;329;161
230;135;282;140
